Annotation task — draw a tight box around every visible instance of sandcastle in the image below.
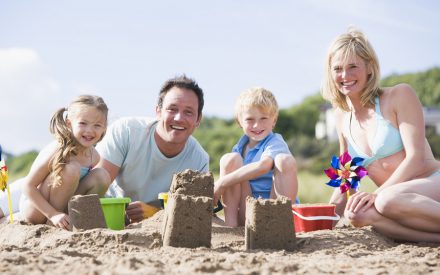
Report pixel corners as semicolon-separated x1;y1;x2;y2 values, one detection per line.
162;169;214;248
245;196;296;251
68;194;107;231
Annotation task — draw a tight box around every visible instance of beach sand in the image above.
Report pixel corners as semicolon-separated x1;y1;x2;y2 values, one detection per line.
0;211;439;274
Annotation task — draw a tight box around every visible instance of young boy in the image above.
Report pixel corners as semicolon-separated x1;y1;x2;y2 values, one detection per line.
214;87;298;227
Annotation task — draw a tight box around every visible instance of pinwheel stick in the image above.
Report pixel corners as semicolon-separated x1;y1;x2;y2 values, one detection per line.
6;183;13;223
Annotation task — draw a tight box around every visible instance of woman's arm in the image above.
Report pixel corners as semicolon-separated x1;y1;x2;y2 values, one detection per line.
374;84;427;193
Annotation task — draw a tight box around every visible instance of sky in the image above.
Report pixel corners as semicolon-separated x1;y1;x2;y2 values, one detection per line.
1;0;439;155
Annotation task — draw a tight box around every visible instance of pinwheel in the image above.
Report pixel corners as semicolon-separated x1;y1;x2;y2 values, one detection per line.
324;151;368;199
0;145;13;223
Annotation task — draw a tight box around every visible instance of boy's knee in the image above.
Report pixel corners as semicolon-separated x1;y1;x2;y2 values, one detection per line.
220;153;243;171
274;154;296;171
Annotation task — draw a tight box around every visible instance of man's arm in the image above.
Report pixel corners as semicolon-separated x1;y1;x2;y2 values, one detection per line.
97;158;120;182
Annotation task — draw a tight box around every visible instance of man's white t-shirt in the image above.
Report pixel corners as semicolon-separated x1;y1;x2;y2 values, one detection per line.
97;117;209;203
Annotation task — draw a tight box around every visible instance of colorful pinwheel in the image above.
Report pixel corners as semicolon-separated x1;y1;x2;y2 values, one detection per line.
324;151;368;198
0;145;13;222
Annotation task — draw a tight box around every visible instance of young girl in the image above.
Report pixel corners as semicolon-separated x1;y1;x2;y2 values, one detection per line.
20;95;109;230
322;28;440;242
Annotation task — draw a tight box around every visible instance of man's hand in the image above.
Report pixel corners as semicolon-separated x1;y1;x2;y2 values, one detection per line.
125;201;160;223
346;191;376;213
49;212;71;231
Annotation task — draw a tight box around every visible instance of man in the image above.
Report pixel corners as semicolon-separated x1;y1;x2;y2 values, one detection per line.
82;75;209;223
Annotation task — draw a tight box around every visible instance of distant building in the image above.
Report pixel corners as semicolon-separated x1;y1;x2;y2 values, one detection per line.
315;104;440;141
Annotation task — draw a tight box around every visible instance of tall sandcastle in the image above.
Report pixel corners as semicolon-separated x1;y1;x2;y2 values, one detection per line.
162;169;214;248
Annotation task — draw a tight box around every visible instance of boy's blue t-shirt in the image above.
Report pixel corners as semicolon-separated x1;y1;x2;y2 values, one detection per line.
232;132;291;199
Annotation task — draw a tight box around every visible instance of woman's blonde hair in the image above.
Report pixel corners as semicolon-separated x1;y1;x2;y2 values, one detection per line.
234;87;279;122
321;27;382;111
49;95;108;187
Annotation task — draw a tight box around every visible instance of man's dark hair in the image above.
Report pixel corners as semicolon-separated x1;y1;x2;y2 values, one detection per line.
158;75;204;118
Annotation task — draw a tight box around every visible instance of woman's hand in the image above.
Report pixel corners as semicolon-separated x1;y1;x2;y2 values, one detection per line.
49;212;71;230
346;191;377;213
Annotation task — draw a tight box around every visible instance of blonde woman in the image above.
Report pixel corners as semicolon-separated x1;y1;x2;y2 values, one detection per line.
322;28;440;242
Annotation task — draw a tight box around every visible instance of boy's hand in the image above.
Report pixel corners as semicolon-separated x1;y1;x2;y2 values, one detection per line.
49;212;71;231
213;180;224;207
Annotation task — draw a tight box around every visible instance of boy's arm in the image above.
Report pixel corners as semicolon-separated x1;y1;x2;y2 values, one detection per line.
215;156;274;192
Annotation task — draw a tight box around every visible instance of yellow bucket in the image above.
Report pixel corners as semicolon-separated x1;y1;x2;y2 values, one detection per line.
158;192;168;208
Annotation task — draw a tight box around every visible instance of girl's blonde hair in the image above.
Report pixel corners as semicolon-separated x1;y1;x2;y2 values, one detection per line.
234;87;279;121
321;27;382;111
49;95;108;187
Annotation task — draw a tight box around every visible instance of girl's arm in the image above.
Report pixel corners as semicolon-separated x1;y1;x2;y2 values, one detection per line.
374;84;426;193
22;142;64;220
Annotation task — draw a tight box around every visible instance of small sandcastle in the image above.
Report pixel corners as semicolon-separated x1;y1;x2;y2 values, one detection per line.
68;194;107;231
162;169;214;248
245;196;296;251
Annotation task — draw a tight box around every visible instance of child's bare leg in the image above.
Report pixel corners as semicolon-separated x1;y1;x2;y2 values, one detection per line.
75;167;111;196
237;181;252;226
23;161;81;224
271;153;298;201
219;153;244;227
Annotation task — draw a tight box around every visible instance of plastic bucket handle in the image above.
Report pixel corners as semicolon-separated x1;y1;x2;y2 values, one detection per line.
292;209;340;221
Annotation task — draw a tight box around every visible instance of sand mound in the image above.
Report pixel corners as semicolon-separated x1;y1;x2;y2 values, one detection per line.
0;211;439;274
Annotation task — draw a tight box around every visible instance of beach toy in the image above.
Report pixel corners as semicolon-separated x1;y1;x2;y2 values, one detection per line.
0;145;13;223
324;151;368;199
100;197;131;230
158;192;169;208
292;204;340;232
158;192;224;213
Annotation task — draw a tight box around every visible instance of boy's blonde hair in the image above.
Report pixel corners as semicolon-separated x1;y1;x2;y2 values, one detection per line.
234;87;279;121
321;27;382;111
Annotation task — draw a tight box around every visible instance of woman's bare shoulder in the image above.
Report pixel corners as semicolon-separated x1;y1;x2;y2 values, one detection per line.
383;83;417;99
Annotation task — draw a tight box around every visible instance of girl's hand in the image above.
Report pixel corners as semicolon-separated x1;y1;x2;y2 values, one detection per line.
346;191;376;213
50;212;72;230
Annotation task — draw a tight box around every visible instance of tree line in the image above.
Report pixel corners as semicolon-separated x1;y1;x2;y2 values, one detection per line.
5;67;440;179
194;67;440;174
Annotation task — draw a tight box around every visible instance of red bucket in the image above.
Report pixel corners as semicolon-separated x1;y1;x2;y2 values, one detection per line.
292;204;339;233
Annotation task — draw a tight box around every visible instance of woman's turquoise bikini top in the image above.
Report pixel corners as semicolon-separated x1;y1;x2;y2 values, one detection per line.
345;97;404;167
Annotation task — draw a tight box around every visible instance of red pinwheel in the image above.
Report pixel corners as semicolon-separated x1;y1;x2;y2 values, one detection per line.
324;151;368;197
